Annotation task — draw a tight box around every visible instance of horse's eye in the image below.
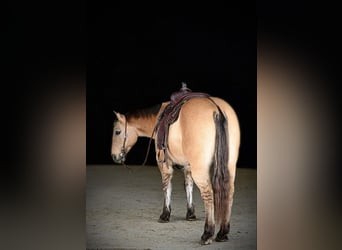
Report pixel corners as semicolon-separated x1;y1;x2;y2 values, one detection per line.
115;130;121;136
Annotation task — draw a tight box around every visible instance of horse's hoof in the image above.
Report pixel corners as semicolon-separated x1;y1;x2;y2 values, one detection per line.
215;234;228;242
186;214;196;221
158;217;170;223
200;230;214;245
186;207;196;221
200;238;212;245
158;213;170;223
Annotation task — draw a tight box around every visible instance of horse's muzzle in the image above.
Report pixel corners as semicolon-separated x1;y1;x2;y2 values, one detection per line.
111;153;125;164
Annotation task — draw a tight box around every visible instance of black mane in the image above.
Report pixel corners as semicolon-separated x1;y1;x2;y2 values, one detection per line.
126;104;161;121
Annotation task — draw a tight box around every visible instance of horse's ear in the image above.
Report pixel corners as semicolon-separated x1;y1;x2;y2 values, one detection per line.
113;111;119;121
113;111;124;121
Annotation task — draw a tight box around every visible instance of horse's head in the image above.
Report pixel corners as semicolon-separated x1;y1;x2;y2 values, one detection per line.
111;111;138;164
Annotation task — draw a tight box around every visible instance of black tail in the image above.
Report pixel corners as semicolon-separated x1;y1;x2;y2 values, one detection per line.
212;108;229;225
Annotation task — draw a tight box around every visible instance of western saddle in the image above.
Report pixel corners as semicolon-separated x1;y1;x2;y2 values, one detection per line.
155;83;210;163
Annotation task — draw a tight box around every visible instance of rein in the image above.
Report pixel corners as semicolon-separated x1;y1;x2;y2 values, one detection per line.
142;123;158;166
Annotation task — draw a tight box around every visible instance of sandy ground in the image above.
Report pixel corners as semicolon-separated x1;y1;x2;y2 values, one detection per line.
86;165;256;250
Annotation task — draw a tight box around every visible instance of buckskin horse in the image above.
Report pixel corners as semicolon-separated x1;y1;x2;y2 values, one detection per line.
111;84;240;245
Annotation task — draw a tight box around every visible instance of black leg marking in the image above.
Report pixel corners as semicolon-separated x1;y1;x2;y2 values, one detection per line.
186;206;196;221
215;222;230;242
200;221;215;245
158;205;171;223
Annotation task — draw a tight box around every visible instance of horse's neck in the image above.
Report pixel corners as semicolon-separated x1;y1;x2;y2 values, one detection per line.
128;102;168;138
129;116;158;138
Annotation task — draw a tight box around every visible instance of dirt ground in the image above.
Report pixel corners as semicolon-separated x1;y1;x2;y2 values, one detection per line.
86;165;256;250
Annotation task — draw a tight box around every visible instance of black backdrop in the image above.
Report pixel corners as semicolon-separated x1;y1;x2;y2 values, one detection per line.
87;6;256;167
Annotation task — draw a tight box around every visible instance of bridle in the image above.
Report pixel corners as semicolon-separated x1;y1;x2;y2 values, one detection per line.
116;113;153;168
118;117;128;164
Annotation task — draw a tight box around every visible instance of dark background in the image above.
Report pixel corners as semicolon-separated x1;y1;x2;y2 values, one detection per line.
4;1;342;249
87;5;256;167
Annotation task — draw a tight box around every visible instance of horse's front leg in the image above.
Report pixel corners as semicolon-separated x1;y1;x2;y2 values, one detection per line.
158;161;174;223
184;168;196;221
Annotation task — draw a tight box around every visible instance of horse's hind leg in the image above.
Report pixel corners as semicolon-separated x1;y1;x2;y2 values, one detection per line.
158;161;173;223
191;170;215;245
183;167;196;221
